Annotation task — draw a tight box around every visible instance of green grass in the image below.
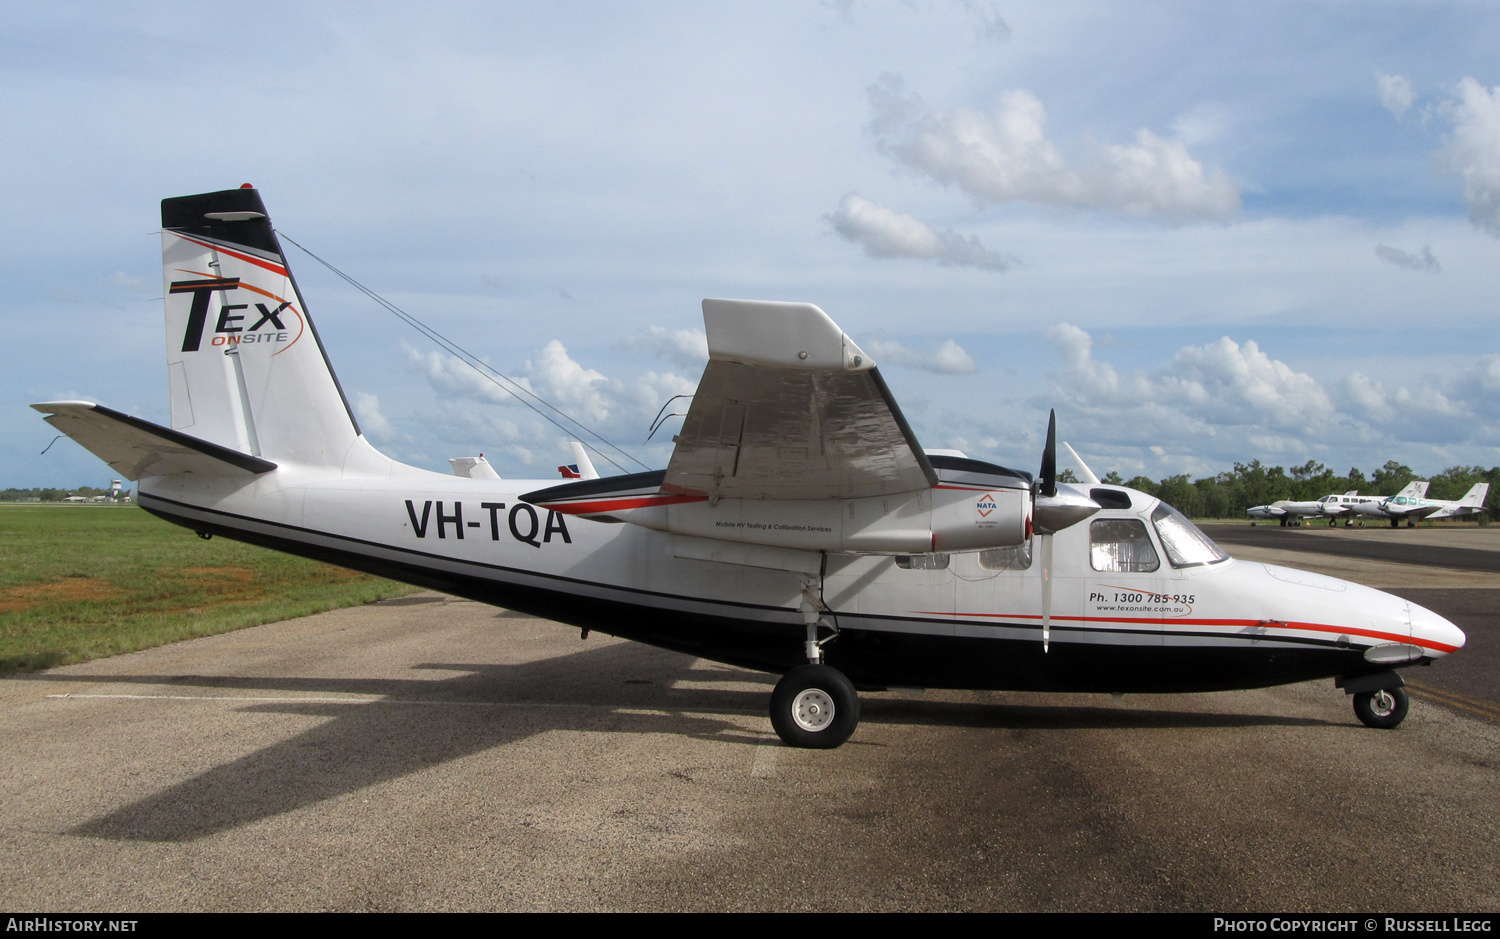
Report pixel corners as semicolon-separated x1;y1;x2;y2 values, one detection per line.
0;504;418;673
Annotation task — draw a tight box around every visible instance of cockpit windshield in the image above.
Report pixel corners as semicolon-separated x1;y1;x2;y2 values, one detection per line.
1150;503;1230;568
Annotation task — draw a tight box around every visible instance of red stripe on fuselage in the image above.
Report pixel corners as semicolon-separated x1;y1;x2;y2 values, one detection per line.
908;610;1459;654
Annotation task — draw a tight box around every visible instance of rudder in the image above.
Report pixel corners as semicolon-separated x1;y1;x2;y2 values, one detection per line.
162;186;362;469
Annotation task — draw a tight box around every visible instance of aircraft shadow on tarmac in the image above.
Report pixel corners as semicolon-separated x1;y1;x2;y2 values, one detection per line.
24;640;1333;844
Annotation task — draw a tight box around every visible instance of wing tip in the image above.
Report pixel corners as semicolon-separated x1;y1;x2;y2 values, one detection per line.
31;400;99;414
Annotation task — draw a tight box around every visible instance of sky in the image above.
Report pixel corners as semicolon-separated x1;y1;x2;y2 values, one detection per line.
3;1;1499;488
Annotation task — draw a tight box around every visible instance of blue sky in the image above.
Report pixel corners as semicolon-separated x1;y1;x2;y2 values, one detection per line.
4;1;1498;487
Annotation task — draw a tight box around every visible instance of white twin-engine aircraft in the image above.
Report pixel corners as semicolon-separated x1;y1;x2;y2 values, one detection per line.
1247;483;1427;527
34;187;1466;748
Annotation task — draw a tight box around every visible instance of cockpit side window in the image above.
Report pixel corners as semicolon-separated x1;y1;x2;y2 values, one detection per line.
1150;503;1230;568
979;541;1032;571
1089;519;1160;573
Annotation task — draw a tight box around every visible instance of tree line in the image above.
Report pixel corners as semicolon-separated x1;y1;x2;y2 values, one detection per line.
0;485;131;502
1060;460;1500;521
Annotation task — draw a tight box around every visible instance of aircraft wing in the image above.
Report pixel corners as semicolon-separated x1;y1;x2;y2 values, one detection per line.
660;299;937;501
32;401;277;480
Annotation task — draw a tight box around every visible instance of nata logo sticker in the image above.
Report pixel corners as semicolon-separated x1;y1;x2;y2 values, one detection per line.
976;492;997;518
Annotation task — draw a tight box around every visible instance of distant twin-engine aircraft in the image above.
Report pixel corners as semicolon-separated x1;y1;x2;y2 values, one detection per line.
1248;482;1427;527
1348;483;1491;527
34;187;1465;746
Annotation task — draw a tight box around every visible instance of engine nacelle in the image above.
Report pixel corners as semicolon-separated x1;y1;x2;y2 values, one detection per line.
523;479;1030;555
520;455;1039;556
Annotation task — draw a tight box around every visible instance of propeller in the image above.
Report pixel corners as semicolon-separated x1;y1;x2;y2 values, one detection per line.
1037;411;1056;653
1032;410;1103;653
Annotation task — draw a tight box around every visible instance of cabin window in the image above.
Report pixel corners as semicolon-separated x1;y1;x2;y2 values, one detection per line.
895;553;950;570
979;541;1032;571
1150;503;1229;568
1089;519;1160;573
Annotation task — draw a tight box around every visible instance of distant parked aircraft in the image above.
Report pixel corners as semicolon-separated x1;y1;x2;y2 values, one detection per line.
1247;483;1426;527
1350;483;1490;527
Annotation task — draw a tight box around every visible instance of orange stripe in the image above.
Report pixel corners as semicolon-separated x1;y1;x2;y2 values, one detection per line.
171;232;288;277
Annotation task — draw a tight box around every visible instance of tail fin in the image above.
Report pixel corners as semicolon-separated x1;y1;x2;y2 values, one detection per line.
162;187;362;469
1462;483;1489;507
1393;480;1428;501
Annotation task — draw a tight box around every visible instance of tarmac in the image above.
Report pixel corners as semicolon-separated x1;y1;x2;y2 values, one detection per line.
3;528;1497;911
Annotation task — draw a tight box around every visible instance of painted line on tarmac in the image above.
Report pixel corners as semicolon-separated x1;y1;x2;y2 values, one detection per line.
750;743;781;778
46;692;763;715
1407;682;1500;723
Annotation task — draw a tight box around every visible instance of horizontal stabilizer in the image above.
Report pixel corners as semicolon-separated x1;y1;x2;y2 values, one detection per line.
32;401;277;480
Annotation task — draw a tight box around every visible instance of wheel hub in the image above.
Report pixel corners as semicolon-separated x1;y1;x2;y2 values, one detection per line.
791;688;835;732
1371;690;1395;717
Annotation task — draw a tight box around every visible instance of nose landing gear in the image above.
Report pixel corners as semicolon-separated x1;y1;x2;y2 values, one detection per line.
1339;671;1410;729
1353;687;1409;729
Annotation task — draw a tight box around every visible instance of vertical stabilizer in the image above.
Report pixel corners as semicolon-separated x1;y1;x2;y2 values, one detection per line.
161;187;361;469
1393;480;1428;501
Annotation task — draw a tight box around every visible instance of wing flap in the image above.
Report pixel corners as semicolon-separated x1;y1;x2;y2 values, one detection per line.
32;401;277;480
662;300;936;501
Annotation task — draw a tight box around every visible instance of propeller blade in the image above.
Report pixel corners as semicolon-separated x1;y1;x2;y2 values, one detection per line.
1040;532;1053;653
1039;410;1058;499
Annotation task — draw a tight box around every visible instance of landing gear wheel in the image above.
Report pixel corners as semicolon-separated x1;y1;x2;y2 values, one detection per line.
1353;687;1409;729
770;664;860;749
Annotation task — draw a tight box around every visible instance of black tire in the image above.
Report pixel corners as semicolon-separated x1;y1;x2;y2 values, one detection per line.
1353;687;1409;729
770;664;860;749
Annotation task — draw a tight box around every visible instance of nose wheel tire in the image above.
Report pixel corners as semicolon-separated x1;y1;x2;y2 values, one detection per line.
1353;687;1409;729
770;664;860;749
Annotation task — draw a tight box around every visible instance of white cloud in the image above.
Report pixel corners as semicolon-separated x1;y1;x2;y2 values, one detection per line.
352;392;397;441
1374;243;1440;272
868;74;1240;221
864;337;978;374
953;0;1010;44
1043;325;1500;464
1377;73;1415;118
1044;323;1336;447
1437;77;1500;236
108;271;149;292
826;194;1015;270
521;340;612;424
404;339;698;451
617;325;709;369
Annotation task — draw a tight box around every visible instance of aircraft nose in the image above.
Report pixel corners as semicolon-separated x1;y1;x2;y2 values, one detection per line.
1410;602;1466;656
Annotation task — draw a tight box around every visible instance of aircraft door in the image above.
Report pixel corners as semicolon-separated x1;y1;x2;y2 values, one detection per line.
1081;515;1173;643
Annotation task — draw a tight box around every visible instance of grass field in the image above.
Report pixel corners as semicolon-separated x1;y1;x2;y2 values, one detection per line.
0;504;418;673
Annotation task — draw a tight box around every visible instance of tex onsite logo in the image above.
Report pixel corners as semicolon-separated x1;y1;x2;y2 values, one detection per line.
170;276;304;355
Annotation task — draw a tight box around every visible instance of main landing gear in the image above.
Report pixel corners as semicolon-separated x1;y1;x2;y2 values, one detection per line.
769;577;860;748
771;664;860;748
